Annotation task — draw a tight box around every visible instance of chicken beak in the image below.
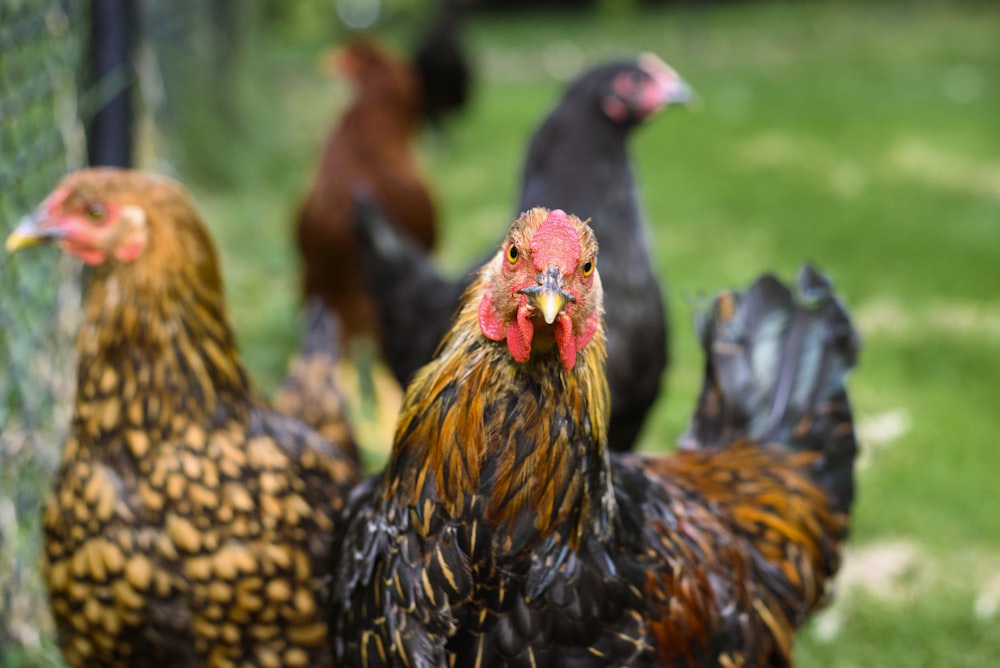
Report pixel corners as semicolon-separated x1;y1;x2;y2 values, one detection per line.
5;209;60;253
638;52;697;108
667;78;694;106
535;289;566;325
520;267;575;325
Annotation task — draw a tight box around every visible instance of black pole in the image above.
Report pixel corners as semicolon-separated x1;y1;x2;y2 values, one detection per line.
86;0;135;167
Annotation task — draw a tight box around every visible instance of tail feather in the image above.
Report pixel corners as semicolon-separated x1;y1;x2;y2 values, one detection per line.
299;295;342;358
274;298;360;465
681;265;860;513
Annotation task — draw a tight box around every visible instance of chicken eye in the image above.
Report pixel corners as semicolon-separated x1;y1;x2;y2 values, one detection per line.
84;202;107;222
507;244;519;264
582;259;594;277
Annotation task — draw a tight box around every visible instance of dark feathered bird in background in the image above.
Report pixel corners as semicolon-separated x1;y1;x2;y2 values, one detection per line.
353;54;690;453
6;169;361;667
412;0;475;132
327;208;860;667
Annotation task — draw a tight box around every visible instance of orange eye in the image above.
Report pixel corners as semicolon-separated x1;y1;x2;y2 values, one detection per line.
582;259;594;277
507;244;519;264
84;202;106;221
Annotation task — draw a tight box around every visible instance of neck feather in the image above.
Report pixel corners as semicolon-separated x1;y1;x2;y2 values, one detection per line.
72;260;253;456
385;287;614;551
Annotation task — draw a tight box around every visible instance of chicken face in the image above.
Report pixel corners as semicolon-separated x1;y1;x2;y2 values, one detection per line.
478;208;601;371
601;53;692;124
6;170;149;265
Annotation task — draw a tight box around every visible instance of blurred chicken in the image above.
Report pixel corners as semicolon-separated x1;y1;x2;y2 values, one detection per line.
6;169;360;667
273;298;358;464
354;54;690;452
297;36;436;346
297;36;437;456
328;208;859;666
412;0;475;132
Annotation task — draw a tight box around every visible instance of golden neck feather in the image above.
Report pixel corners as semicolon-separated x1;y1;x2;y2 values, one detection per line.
384;279;614;549
72;215;253;448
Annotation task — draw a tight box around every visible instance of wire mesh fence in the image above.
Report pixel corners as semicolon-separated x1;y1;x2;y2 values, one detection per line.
0;0;87;660
0;2;251;661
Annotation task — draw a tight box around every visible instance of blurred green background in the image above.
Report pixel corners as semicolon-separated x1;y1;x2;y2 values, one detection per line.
3;0;999;665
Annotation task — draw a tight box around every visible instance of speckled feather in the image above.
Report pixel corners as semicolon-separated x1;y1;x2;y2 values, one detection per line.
326;210;859;667
19;169;360;667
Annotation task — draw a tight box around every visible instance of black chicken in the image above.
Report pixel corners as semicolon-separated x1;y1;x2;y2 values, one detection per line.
412;0;475;131
328;208;860;667
354;54;692;452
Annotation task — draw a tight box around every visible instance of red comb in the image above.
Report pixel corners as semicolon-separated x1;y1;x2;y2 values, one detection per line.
529;209;581;274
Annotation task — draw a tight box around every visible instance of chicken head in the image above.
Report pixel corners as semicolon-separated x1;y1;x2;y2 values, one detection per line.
478;207;602;370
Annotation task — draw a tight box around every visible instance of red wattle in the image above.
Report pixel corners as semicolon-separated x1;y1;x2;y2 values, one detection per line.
554;313;577;370
506;304;534;363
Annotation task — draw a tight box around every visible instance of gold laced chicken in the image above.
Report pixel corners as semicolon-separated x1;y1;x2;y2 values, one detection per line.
327;207;860;667
6;168;361;667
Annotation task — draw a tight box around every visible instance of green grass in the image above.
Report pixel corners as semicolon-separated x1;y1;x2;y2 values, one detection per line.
11;0;1000;664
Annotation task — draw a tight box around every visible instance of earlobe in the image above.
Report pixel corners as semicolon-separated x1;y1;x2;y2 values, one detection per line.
603;96;628;122
574;309;600;358
114;237;145;262
478;291;505;341
113;205;148;263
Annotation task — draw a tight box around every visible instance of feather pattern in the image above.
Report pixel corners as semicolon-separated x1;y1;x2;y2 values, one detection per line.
327;208;860;667
10;169;360;667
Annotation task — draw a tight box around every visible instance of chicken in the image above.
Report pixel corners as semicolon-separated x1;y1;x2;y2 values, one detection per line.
297;36;436;346
327;208;860;667
5;168;361;667
354;54;691;452
412;0;475;132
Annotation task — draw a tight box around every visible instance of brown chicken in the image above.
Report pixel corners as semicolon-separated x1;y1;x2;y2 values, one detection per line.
5;168;360;667
326;208;860;666
297;37;436;346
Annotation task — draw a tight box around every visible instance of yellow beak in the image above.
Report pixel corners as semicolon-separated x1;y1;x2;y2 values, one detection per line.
534;288;567;325
5;210;56;253
520;267;574;325
6;230;44;252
